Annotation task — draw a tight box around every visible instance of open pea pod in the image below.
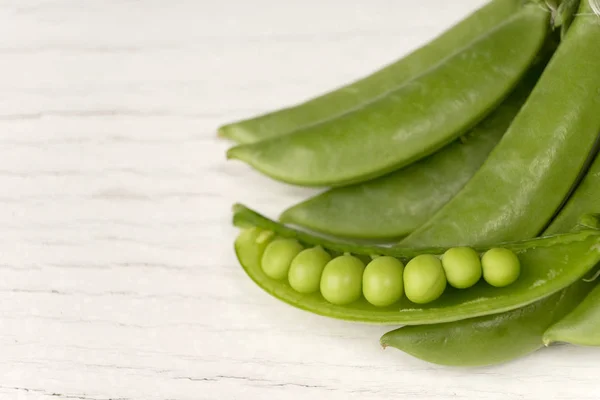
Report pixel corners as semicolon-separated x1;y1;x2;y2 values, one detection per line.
218;0;524;144
233;204;600;325
543;282;600;347
227;5;549;187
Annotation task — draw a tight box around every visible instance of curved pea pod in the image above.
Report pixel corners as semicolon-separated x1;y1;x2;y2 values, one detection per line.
543;282;600;347
227;6;549;187
379;140;600;366
380;279;595;366
233;204;600;325
402;2;600;247
218;0;524;144
278;72;538;240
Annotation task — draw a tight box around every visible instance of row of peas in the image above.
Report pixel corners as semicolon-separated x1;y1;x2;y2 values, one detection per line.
259;234;520;306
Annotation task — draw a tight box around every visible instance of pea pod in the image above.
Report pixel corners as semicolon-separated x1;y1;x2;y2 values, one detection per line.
227;6;549;187
380;127;600;366
233;204;600;325
218;0;524;144
278;71;538;240
401;1;600;247
380;279;594;366
543;283;600;347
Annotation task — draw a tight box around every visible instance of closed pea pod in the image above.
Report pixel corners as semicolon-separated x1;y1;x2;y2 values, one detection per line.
227;6;549;187
381;279;594;367
402;0;600;247
278;70;540;240
381;123;600;366
543;282;600;347
218;0;524;144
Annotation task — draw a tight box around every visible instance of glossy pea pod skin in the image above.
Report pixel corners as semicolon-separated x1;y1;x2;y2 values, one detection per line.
218;0;524;144
381;279;594;367
227;6;550;187
232;204;600;325
543;283;600;347
278;71;538;240
402;1;600;247
380;143;600;366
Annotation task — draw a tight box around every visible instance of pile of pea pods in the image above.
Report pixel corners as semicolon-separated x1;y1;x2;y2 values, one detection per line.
220;0;600;366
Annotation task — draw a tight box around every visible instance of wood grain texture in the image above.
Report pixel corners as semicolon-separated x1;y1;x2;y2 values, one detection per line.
1;0;599;399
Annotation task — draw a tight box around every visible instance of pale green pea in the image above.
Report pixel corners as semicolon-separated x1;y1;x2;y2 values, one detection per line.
482;248;520;287
363;256;404;307
320;255;365;305
404;254;447;304
441;247;482;289
261;239;304;280
288;246;332;294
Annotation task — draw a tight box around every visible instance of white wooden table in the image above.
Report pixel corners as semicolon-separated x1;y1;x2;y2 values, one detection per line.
2;1;599;399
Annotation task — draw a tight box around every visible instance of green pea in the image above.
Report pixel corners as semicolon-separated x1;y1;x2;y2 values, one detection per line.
261;239;304;280
363;256;404;307
320;255;365;305
288;246;332;294
404;255;447;304
481;248;520;287
441;247;482;289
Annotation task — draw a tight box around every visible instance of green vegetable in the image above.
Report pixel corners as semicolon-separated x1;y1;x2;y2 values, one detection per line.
278;70;538;240
401;1;600;247
404;255;447;304
363;256;404;307
288;246;332;294
441;247;482;289
218;0;524;144
543;282;600;347
555;0;580;38
319;255;365;305
380;123;600;366
227;6;549;187
381;279;594;366
233;204;600;324
261;238;304;280
481;248;520;287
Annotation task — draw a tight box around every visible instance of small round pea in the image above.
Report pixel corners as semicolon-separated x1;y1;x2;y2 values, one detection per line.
404;254;446;304
481;248;520;287
288;246;332;294
363;256;404;307
320;255;365;305
441;247;482;289
261;239;304;280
